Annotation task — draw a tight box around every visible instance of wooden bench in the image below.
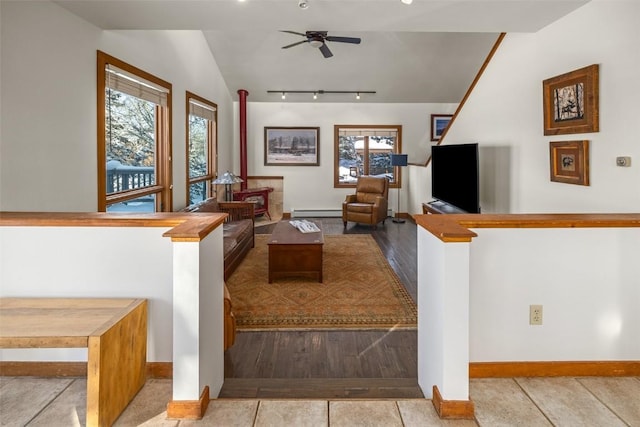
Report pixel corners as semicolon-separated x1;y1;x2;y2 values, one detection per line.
0;298;147;427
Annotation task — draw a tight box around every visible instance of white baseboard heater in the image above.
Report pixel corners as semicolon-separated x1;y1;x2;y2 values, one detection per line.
291;209;341;218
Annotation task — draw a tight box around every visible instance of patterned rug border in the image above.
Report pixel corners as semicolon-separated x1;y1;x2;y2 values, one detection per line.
237;326;418;332
228;233;418;331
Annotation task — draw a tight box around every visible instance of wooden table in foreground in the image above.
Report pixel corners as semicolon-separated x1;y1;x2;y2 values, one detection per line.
0;298;147;427
267;220;324;283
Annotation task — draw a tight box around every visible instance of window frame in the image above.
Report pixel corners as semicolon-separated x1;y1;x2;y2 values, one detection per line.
185;91;218;206
333;124;403;189
97;50;173;212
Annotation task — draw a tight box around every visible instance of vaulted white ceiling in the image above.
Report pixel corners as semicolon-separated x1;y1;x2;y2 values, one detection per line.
54;0;590;102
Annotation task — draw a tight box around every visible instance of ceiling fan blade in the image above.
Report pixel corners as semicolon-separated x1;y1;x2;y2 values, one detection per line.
319;43;333;58
325;36;361;44
280;30;307;37
282;40;308;49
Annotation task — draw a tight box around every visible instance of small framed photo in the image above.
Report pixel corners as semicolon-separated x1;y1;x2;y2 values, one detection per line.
264;127;320;166
549;140;589;186
543;64;599;135
430;114;452;141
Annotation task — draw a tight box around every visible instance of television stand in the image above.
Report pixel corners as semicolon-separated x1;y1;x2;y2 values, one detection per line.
422;200;468;215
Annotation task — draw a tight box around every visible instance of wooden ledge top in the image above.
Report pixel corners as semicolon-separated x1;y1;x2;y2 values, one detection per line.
0;298;146;348
0;212;227;242
414;213;640;243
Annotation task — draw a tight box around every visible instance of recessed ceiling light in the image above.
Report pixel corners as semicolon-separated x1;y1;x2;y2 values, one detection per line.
401;0;413;4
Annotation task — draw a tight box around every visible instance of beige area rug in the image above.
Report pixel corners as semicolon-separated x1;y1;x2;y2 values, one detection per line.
226;234;417;330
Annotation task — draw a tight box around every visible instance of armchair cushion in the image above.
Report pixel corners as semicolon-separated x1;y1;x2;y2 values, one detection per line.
342;176;389;228
356;178;388;204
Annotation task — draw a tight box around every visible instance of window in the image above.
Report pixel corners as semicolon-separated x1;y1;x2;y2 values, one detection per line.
186;92;217;205
334;125;402;188
97;51;172;212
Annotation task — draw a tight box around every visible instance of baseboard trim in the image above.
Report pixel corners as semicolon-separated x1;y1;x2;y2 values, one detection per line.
0;361;87;377
0;361;174;378
432;385;475;419
166;386;209;420
469;361;640;378
147;362;173;378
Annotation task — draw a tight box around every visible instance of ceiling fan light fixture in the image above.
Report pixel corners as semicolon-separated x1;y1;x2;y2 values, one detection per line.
309;39;323;48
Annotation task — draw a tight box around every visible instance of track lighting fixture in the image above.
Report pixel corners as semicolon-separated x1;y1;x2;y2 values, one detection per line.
268;90;376;100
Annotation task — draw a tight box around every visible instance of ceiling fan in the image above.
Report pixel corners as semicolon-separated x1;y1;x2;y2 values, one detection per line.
280;30;361;58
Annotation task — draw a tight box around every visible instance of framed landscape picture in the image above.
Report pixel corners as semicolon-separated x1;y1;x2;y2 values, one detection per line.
549;140;589;186
264;127;320;166
431;114;452;141
543;64;599;135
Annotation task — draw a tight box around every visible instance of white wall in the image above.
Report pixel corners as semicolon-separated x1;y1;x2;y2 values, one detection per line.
0;1;234;212
241;102;457;215
468;227;640;361
441;0;640;214
2;1;638;216
239;3;640;217
0;226;174;362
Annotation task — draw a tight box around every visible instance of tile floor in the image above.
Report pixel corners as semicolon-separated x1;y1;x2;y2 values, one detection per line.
1;376;639;426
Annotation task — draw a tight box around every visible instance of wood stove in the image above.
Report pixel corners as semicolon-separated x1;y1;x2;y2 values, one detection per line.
233;187;273;219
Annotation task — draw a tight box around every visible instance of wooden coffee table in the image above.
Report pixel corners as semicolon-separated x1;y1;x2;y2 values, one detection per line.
268;220;324;283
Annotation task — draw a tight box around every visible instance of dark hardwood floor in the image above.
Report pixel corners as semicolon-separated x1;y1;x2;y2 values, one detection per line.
220;217;421;399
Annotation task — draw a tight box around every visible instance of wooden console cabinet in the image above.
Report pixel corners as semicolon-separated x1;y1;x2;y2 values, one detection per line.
422;200;468;214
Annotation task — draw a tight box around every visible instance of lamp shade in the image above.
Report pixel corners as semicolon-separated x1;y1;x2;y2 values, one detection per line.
390;154;408;167
212;171;244;184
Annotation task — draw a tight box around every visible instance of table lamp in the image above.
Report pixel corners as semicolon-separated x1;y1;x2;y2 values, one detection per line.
212;171;243;201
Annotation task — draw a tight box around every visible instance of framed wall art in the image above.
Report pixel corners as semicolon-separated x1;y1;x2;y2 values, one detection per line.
543;64;599;136
264;127;320;166
430;114;452;141
549;140;589;186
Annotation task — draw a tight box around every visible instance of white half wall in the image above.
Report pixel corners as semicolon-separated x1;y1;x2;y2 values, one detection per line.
0;226;174;362
468;227;640;361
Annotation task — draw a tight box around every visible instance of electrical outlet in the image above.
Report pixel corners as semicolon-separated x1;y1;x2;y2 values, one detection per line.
530;305;543;325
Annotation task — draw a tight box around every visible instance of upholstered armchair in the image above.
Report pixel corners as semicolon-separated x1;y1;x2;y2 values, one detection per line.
342;175;389;229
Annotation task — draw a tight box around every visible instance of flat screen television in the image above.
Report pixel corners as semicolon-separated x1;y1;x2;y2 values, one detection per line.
431;143;480;213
